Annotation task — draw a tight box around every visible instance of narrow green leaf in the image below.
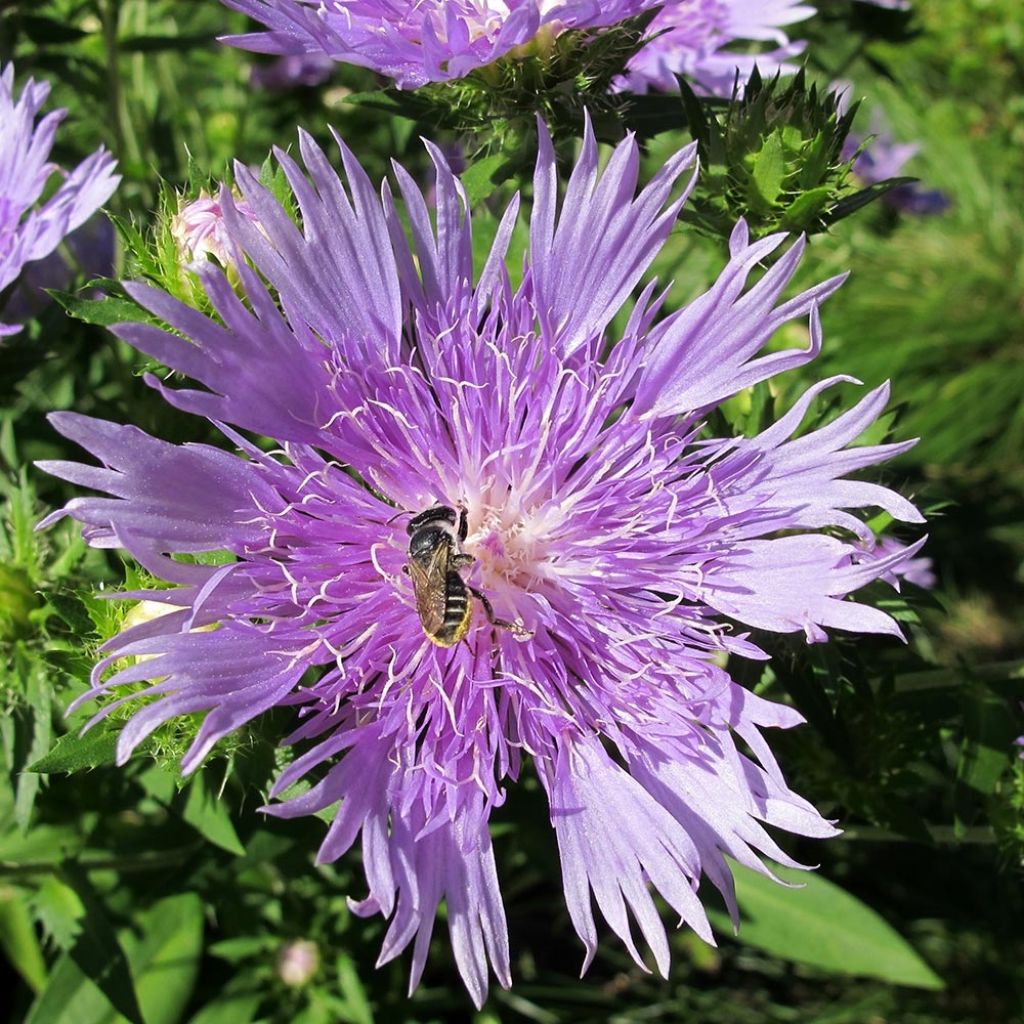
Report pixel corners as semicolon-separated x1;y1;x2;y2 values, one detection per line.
824;177;917;224
207;937;273;963
15;669;53;830
717;863;943;989
118;34;215;53
17;15;89;44
0;887;48;994
336;953;373;1024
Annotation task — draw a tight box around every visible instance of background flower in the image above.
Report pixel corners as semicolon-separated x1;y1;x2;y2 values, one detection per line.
222;0;658;88
844;121;950;214
41;118;924;1004
623;0;816;97
0;63;119;336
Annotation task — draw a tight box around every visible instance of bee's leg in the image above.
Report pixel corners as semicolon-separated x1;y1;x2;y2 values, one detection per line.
467;585;532;639
451;553;474;570
457;507;469;543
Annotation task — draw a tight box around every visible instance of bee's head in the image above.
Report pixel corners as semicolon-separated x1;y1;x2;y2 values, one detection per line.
406;504;458;536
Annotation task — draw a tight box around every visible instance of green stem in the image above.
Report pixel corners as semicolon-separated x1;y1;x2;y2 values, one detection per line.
842;825;996;844
0;842;202;878
888;659;1024;693
102;0;126;167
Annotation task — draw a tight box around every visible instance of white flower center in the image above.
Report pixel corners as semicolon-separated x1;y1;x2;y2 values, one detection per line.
429;1;565;44
463;497;556;601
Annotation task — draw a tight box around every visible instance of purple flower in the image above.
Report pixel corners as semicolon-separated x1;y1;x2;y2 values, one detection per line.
222;0;658;89
1;215;116;328
622;0;816;97
873;536;935;589
842;115;949;215
250;52;335;90
0;64;119;337
41;118;924;1005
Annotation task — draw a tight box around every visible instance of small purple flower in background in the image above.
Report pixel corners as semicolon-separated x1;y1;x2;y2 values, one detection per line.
41;118;925;1005
623;0;815;97
251;52;335;90
1;215;115;329
874;536;936;590
843;115;949;215
170;191;262;271
0;64;119;337
222;0;659;89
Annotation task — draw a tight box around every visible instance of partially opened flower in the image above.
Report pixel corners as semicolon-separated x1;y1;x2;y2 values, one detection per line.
41;117;924;1005
222;0;658;88
623;0;816;97
0;63;119;336
170;190;262;271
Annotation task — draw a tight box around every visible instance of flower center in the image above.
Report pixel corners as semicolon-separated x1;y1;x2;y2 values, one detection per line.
429;1;564;45
463;498;554;601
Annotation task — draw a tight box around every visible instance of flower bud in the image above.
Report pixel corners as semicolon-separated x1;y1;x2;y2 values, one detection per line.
276;940;320;988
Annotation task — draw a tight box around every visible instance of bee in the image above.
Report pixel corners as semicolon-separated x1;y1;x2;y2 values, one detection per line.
403;505;529;648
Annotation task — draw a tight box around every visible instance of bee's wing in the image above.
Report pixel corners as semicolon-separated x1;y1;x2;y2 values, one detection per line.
408;542;449;637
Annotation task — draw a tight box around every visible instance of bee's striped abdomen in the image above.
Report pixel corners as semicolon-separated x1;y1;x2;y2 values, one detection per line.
432;571;473;647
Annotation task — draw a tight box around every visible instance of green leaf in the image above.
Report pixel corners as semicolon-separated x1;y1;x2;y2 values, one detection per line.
957;691;1017;797
461;154;511;205
712;863;943;989
25;868;144;1024
0;887;48;994
782;185;833;230
64;867;146;1024
15;667;53;829
747;130;787;211
0;823;82;867
180;774;245;857
123;895;204;1024
23;893;202;1024
48;291;143;328
23;947;106;1024
335;953;373;1024
16;15;89;44
185;992;262;1024
118;34;216;53
32;876;86;951
823;177;917;225
207;937;273;963
28;730;121;775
